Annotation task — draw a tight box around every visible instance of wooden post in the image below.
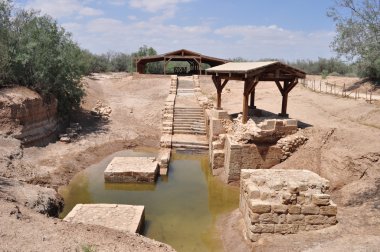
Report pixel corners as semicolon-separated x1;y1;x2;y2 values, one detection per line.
281;93;289;117
217;90;222;109
370;90;372;103
242;92;249;124
319;80;322;92
249;88;256;109
366;89;368;101
280;80;289;117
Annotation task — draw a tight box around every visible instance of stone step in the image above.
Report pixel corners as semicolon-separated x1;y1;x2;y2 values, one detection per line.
173;126;206;131
173;122;205;126
171;140;208;147
173;130;206;135
172;144;208;150
175;107;203;110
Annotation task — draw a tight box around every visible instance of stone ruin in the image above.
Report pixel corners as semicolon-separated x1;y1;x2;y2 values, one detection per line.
240;169;337;242
208;111;308;182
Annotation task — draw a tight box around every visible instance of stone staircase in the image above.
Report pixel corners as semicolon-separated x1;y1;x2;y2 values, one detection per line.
170;76;208;152
173;107;206;135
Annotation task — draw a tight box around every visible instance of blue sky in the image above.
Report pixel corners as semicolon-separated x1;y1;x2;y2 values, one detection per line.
15;0;337;60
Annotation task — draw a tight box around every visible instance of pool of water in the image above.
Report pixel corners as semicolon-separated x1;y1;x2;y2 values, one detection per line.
59;149;239;252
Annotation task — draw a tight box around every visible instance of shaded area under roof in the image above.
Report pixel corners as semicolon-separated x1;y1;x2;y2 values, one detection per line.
206;61;306;124
135;49;228;75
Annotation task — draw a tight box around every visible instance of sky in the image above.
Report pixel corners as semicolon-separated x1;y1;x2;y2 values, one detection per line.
15;0;338;60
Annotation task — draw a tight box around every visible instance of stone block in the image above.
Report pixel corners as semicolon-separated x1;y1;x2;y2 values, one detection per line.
64;204;145;234
312;194;331;206
272;204;288;214
248;211;260;223
246;184;260;199
104;157;159;183
249;200;271;213
320;205;337;216
301;205;320;215
274;224;298;234
250;224;274;233
259;213;277;224
305;215;328;225
288;205;301;214
286;214;305;224
210;109;229;119
277;214;286;224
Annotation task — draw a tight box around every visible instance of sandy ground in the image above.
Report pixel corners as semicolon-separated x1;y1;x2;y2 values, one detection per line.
1;72;380;251
0;73;175;251
198;75;380;251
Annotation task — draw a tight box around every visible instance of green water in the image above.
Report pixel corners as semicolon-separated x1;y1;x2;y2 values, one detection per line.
59;149;239;252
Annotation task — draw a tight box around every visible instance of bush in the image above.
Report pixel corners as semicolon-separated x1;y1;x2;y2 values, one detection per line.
321;70;329;79
0;2;86;116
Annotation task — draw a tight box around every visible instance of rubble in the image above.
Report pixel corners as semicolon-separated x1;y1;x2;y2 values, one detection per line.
91;100;112;117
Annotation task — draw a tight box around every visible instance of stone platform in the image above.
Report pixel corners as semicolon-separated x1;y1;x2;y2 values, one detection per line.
63;204;145;234
240;169;337;242
104;157;159;183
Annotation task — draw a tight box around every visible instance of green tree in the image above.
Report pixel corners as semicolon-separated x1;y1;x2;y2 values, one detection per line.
0;0;11;84
2;6;86;115
132;45;163;73
328;0;380;82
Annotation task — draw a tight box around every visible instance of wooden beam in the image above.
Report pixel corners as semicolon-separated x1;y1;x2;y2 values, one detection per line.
275;80;284;95
221;79;229;89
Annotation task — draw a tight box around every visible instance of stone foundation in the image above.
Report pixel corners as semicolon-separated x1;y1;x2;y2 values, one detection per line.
206;108;308;182
64;204;145;234
240;169;337;242
104;157;159;183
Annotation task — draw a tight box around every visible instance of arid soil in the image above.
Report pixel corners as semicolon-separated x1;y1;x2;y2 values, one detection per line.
0;73;174;251
1;72;379;251
198;75;380;251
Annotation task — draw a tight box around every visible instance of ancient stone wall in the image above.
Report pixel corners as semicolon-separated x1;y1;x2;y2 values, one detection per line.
159;75;178;174
208;114;305;182
240;169;337;242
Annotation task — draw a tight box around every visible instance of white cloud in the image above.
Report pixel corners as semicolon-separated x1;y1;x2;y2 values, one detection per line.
25;0;103;18
214;25;335;60
129;0;192;12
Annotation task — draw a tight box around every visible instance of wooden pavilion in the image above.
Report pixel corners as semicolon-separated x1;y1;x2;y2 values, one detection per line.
135;49;228;75
206;61;306;124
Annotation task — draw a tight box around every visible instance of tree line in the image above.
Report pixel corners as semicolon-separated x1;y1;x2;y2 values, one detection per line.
0;0;378;117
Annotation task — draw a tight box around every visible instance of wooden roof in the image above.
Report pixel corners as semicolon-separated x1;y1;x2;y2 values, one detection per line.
206;61;306;80
136;49;228;66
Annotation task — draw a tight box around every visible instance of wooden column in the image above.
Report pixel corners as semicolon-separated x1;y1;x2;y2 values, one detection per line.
243;92;249;123
243;77;259;124
275;79;298;117
249;88;256;109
